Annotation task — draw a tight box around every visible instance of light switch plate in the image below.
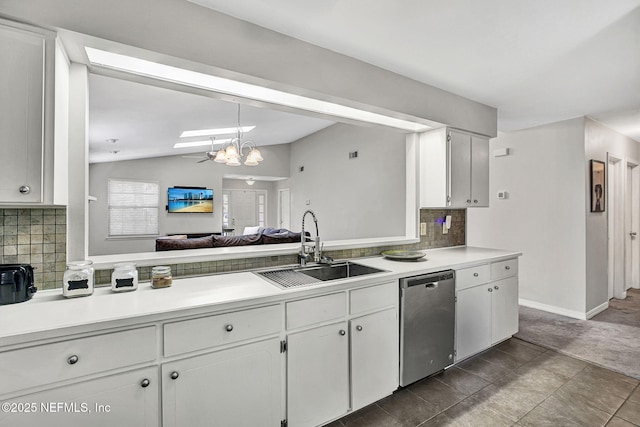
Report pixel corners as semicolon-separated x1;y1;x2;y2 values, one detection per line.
420;222;427;236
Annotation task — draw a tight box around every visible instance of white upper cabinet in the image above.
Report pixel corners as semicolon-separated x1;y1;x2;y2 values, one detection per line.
419;128;490;208
0;19;63;205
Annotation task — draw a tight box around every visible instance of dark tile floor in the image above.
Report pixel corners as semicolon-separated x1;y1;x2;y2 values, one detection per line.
327;338;640;427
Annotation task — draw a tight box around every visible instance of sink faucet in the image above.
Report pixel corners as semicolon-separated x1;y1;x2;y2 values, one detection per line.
300;210;323;266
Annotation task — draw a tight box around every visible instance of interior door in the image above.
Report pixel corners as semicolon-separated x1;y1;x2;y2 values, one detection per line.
227;189;258;234
448;130;471;207
625;162;639;290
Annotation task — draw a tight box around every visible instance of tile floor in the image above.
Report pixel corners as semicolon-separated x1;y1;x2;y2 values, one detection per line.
327;338;640;427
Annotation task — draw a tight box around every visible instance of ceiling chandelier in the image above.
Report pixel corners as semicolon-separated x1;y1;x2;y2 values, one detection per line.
214;104;263;166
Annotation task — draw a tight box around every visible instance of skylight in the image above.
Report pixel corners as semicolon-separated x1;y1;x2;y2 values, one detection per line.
180;126;255;138
173;138;231;149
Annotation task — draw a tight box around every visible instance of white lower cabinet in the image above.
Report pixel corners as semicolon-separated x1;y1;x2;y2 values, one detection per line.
287;321;350;427
351;308;398;411
456;260;519;361
0;367;159;427
455;283;492;361
162;337;282;427
490;277;519;343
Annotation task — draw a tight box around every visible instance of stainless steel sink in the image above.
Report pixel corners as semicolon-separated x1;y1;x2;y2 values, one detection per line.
256;261;386;289
297;261;385;281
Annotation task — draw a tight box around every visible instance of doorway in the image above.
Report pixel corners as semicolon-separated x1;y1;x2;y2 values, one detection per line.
608;154;628;300
222;189;267;234
278;188;290;230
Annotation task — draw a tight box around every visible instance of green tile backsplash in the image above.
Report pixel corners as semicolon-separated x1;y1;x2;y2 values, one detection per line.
1;208;464;289
0;208;67;290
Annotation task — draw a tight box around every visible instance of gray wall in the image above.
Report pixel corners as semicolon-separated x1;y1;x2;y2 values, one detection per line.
467;118;588;317
584;118;639;312
88;144;290;255
0;0;497;137
288;124;406;241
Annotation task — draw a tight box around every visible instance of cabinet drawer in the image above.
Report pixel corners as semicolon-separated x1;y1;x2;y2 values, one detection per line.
0;326;156;396
456;264;490;290
286;292;346;330
350;282;397;315
164;304;282;357
491;258;518;281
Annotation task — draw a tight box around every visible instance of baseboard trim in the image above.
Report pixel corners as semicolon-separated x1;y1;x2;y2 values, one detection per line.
518;298;587;320
586;301;609;319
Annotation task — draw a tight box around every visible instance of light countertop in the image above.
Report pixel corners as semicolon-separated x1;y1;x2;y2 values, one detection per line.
0;246;520;347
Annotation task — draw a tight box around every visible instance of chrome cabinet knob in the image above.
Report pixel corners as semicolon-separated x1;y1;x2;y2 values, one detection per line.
140;379;150;388
170;371;179;380
356;325;363;332
488;288;493;292
505;266;511;270
339;330;346;336
473;199;478;204
18;185;30;195
466;199;471;204
494;285;500;290
473;273;479;277
225;324;233;332
67;355;79;365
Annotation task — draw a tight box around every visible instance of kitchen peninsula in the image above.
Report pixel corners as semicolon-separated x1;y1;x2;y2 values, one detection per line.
0;246;520;427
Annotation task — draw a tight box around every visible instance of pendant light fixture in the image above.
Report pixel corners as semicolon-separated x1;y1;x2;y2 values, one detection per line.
214;104;264;167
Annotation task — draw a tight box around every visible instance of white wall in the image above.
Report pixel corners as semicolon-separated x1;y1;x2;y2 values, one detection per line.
288;124;406;241
467;118;588;317
584;118;639;311
88;145;289;255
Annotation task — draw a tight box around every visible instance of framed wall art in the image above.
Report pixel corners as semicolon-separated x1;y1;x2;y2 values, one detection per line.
590;160;605;212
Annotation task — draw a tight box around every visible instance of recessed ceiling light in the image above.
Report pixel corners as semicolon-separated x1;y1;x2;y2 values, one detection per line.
85;47;431;133
180;126;255;138
173;138;231;149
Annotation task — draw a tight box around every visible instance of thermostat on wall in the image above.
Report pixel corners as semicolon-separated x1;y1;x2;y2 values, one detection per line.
497;191;508;199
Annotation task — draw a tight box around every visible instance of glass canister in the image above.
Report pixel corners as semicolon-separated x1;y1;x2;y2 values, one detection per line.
151;266;172;288
62;260;94;298
111;262;138;292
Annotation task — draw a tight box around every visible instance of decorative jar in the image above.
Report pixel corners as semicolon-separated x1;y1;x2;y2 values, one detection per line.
62;260;94;298
151;266;172;288
111;262;138;292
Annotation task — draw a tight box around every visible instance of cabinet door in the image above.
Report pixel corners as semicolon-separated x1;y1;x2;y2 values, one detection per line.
448;130;472;207
470;135;490;207
351;308;398;411
0;367;159;427
455;285;492;361
0;25;45;203
162;338;282;427
491;277;519;344
287;322;349;427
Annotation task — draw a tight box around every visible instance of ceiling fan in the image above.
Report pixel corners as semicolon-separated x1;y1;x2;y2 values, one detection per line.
181;137;218;163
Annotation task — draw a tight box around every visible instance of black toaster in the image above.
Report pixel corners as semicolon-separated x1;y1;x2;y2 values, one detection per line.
0;264;37;305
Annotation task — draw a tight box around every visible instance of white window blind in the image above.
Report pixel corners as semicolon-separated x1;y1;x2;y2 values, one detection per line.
108;179;159;237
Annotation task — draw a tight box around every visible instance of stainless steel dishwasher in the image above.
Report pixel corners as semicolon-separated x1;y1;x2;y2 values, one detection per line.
399;270;455;386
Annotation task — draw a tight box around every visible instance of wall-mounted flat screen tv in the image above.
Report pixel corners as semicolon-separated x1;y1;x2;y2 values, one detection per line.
168;187;213;213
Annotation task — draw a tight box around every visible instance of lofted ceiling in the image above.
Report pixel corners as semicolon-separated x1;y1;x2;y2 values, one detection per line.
189;0;640;141
88;74;335;163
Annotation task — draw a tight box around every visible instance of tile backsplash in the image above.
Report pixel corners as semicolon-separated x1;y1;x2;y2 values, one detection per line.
0;208;67;290
93;208;466;285
1;207;464;289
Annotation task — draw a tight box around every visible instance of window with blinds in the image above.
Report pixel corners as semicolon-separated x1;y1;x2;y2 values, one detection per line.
108;179;159;237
